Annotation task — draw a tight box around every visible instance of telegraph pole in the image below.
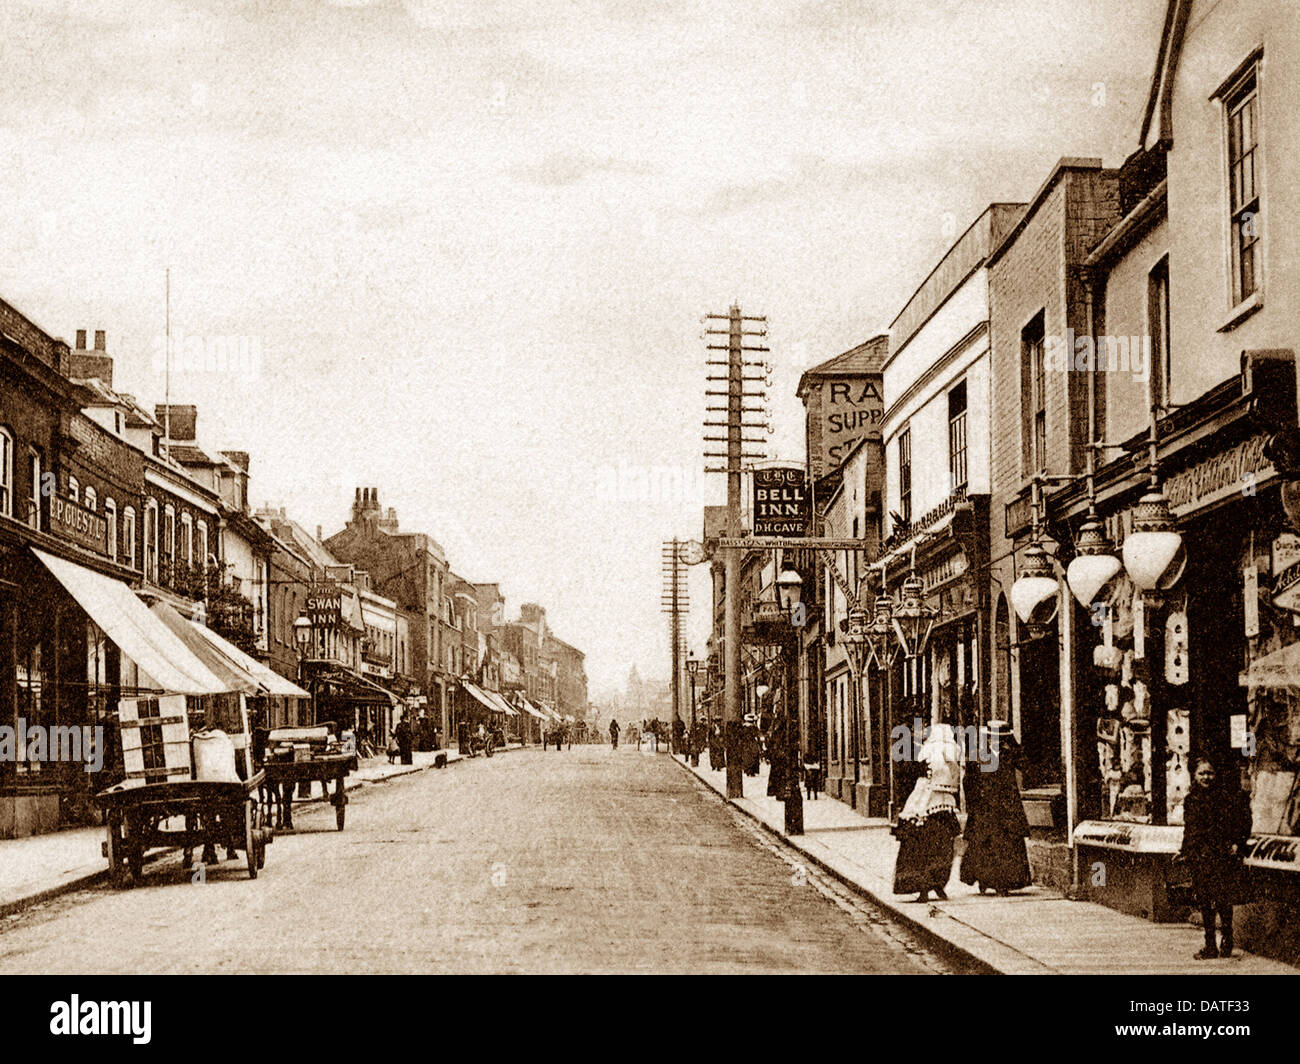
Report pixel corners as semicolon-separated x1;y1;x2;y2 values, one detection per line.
661;539;689;753
703;305;769;798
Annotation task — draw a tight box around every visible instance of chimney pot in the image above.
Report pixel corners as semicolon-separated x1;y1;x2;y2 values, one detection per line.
355;487;362;502
94;329;105;350
316;525;323;542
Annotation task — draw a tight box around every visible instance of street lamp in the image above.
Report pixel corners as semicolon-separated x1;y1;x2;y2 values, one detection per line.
686;650;701;766
294;613;316;725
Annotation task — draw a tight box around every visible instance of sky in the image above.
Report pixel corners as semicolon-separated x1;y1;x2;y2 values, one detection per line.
0;0;1169;699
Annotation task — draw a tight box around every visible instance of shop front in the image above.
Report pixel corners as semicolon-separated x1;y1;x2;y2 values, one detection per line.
0;540;229;837
874;493;988;821
1060;368;1300;961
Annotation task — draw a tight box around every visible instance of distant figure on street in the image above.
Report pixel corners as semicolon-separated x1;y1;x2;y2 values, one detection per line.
741;714;761;776
892;722;962;903
1180;758;1253;959
959;721;1030;896
609;719;620;749
394;714;414;766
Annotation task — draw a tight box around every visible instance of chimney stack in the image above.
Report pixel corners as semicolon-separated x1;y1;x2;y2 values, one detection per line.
75;329;87;349
94;330;106;351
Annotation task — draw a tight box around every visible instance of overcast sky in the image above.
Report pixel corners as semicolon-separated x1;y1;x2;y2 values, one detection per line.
0;0;1169;698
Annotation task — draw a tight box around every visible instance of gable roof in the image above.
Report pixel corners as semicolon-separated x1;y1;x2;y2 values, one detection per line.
796;334;888;397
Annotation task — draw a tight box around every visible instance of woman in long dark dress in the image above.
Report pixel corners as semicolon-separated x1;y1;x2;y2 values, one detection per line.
893;723;962;902
1180;758;1253;959
960;721;1031;895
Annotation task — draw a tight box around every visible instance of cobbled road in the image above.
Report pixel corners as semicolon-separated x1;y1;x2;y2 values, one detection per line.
0;747;958;974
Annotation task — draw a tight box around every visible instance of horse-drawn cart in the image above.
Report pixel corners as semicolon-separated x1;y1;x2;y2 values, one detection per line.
260;726;357;831
97;774;272;886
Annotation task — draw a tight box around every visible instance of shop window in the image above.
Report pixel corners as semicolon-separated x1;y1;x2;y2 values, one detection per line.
948;379;968;493
0;427;12;518
1223;64;1261;307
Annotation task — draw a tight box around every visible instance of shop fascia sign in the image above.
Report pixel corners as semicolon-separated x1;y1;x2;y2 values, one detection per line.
50;495;108;555
1163;433;1273;517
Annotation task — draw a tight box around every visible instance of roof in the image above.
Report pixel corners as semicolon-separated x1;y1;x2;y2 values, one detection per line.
168;444;220;466
796;335;888;396
985;161;1104;268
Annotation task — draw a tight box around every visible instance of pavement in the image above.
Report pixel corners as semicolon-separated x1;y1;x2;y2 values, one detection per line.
0;746;952;973
0;746;473;917
672;752;1300;975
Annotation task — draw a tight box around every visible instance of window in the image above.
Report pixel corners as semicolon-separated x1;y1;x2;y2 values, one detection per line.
163;505;175;575
104;499;117;561
0;428;12;518
68;476;79;504
181;513;193;568
1225;67;1261;306
123;507;136;569
27;450;41;529
144;500;158;582
83;485;96;512
1148;256;1171;410
897;427;912;526
1022;312;1047;475
948;379;968;493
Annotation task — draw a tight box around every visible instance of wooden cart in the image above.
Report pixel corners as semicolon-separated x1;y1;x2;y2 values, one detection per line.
262;752;356;831
96;773;271;887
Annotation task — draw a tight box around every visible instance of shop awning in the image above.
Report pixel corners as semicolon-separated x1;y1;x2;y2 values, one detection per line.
149;601;261;694
1240;639;1300;688
532;701;562;722
33;548;227;695
483;688;518;717
462;681;512;715
352;675;402;706
514;699;546;720
182;615;310;698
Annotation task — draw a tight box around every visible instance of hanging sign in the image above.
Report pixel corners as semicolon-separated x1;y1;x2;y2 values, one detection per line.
752;467;810;536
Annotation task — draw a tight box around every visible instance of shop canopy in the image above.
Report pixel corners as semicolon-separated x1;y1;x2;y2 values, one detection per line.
514;699;547;721
462;681;514;715
185;618;310;698
149;601;260;694
1240;639;1300;688
33;548;226;695
483;688;519;717
350;674;403;707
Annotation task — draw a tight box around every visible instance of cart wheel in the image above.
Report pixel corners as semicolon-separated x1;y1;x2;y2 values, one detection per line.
105;813;129;887
245;800;259;880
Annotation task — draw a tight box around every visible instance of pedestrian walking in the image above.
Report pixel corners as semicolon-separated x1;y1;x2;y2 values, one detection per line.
742;714;761;776
394;714;414;766
959;720;1031;895
708;722;725;770
892;721;962;903
1179;758;1253;959
609;719;620;750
